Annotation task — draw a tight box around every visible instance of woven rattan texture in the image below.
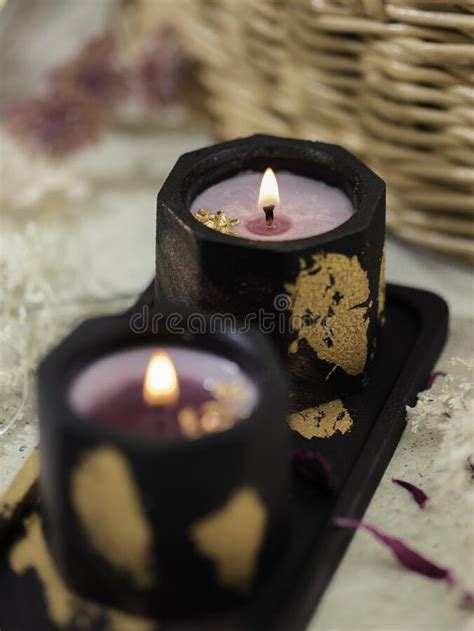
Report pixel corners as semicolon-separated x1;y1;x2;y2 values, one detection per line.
174;0;474;262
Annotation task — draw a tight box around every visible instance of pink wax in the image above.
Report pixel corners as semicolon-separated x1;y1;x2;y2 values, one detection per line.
190;170;355;241
68;346;258;440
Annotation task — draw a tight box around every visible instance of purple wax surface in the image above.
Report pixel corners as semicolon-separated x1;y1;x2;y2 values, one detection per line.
88;378;213;439
68;346;259;440
190;170;355;241
245;214;292;236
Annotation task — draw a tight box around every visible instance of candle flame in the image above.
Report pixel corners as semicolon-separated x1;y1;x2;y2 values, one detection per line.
258;168;280;208
143;352;179;407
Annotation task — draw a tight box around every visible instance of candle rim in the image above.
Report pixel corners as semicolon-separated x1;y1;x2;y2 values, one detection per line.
39;308;287;452
68;344;259;422
160;134;384;251
191;169;354;240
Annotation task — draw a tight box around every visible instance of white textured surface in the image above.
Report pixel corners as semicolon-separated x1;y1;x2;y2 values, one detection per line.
0;128;210;492
310;320;474;631
386;238;473;319
1;129;473;630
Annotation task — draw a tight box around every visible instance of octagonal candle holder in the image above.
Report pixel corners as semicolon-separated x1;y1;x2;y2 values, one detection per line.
155;135;385;402
37;304;289;618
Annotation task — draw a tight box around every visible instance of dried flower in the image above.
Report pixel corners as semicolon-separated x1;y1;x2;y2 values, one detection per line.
0;130;88;210
335;517;474;608
467;456;474;480
291;448;336;493
49;35;126;107
334;517;453;582
7;91;105;158
408;359;474;507
424;371;447;390
408;365;473;434
194;209;240;236
0;221;132;436
392;478;429;509
131;26;190;108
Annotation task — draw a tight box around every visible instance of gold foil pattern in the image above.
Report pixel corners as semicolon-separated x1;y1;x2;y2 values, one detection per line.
190;487;267;593
178;400;235;438
286;253;370;376
0;450;38;521
288;399;353;439
194;208;240;235
378;244;386;320
9;513;154;630
71;446;155;589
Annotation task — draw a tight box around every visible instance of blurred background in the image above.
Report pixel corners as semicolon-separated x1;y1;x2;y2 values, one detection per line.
2;0;473;259
0;3;473;630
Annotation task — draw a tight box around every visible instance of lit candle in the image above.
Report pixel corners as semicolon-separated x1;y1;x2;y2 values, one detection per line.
39;307;289;614
190;168;354;240
156;134;386;397
68;346;258;440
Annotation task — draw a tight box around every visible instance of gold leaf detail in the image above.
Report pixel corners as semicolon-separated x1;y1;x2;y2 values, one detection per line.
378;244;386;321
288;399;353;439
10;514;75;626
9;513;154;630
193;208;240;235
190;488;267;593
211;379;248;407
0;450;38;521
71;446;155;589
178;401;236;438
286;253;370;376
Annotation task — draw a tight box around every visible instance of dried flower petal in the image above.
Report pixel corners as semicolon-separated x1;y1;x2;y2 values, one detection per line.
392;478;429;509
291;448;336;493
131;26;190;108
467;456;474;480
49;34;126;106
7;91;105;158
424;371;447;390
193;208;240;235
334;517;453;582
461;590;474;609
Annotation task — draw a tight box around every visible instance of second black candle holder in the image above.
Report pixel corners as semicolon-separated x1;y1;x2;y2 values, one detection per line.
0;283;449;631
37;305;289;618
155;135;385;401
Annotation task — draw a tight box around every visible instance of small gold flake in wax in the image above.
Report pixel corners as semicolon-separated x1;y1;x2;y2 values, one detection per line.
177;401;237;439
200;401;234;433
178;407;202;439
194;208;240;236
211;380;248;406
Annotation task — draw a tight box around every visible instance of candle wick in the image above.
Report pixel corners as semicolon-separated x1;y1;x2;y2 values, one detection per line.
262;204;275;228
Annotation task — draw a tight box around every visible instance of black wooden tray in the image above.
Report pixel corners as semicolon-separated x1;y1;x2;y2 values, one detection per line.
0;284;448;631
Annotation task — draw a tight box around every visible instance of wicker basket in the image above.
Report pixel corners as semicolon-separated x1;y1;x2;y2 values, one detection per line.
165;0;474;263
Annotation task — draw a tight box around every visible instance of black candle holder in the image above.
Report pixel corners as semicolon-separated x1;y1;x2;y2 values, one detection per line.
37;305;289;617
155;135;385;401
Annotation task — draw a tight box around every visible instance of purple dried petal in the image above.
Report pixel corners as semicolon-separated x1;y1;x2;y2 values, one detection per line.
131;26;191;108
392;478;429;509
49;34;126;106
424;371;446;390
7;91;105;157
467;456;474;480
291;448;336;493
461;590;474;609
334;517;452;582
